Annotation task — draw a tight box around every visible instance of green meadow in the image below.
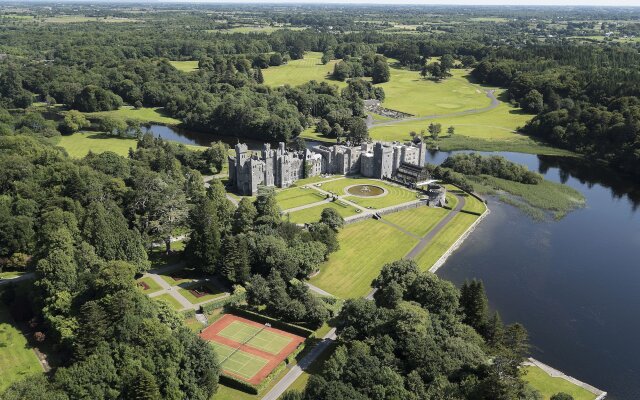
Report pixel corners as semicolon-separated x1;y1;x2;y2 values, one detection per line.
0;305;43;392
55;132;205;158
262;52;345;87
85;106;181;125
170;60;199;72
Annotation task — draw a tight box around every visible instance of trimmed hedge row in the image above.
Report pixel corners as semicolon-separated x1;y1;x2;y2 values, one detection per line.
227;306;315;338
219;374;259;395
201;292;246;314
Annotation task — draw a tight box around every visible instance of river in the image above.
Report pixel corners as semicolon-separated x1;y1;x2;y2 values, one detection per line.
425;151;640;400
150;124;640;398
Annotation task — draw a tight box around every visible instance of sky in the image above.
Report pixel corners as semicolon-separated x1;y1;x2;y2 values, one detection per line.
163;0;640;6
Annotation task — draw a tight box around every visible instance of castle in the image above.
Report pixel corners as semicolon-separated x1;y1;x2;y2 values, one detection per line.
228;141;427;195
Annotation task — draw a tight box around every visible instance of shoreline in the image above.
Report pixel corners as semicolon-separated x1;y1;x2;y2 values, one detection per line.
524;358;607;400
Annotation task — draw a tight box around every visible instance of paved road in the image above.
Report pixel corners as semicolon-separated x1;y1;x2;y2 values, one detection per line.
261;328;337;400
406;195;466;259
369;89;498;128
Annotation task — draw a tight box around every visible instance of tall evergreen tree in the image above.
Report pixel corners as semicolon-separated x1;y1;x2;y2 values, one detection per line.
184;198;221;273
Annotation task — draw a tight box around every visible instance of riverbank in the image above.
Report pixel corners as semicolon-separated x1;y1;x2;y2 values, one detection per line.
524;358;607;400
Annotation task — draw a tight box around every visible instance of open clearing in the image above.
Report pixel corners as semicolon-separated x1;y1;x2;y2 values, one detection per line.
55;132;205;158
170;60;199;73
0;305;43;392
309;219;419;298
415;212;478;270
284;200;359;224
524;365;597;400
262;52;345;88
200;314;305;385
85;106;181;125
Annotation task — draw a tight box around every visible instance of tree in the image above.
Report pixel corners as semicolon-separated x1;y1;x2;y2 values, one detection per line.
345;117;369;145
73;85;122;112
184;197;221;273
233;198;258;234
221;235;251;283
254;68;264;84
316;119;331;135
269;53;283;66
460;279;490;334
203;141;229;173
447;126;455;136
371;60;390;84
441;54;455;71
320;208;344;231
254;187;281;225
59;110;90;135
428;122;442;139
126;369;161;400
308;223;339;255
523;89;544;113
99;116;127;137
551;393;574;400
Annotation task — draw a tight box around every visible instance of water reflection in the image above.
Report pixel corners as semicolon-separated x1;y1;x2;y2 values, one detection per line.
427;149;639;399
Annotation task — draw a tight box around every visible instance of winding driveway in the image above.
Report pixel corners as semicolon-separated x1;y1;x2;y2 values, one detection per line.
368;89;498;128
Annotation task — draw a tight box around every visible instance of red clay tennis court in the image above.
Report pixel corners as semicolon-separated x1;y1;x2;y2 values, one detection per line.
200;314;305;385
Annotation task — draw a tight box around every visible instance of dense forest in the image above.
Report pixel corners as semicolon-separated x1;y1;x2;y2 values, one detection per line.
0;3;638;175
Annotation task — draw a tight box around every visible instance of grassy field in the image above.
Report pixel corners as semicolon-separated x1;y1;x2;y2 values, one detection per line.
445;186;487;215
469;175;585;219
318;178;419;209
524;365;597;400
55;132;205;158
42;15;139;23
153;293;184;311
415;212;478;271
262;52;345;88
383;206;450;237
433;133;575;157
310;219;419;298
284;200;359;224
275;186;327;210
0;271;25;280
170;60;199;73
0;305;42;392
136;276;162;295
85;106;181;125
56;132;137;157
377;70;491;117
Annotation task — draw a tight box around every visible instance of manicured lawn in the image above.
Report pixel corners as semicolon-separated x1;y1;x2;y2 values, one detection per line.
384;206;450;237
276;187;327;210
170;60;199;72
377;69;491;117
523;365;597;400
318;178;419;209
284;201;360;224
177;282;226;305
370;113;393;121
415;212;478;271
153;293;184;311
461;193;487;214
85;106;181;125
262;52;346;88
158;269;201;286
286;342;337;394
310;219;419;298
0;305;42;392
136;277;162;295
56;132;206;158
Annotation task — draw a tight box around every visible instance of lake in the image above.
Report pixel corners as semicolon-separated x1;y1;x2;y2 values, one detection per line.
427;150;640;400
146;124;265;150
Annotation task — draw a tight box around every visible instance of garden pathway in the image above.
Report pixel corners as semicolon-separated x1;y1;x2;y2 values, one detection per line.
261;328;337;400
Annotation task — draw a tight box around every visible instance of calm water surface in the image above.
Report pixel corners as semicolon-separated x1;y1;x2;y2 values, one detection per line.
427;151;640;400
